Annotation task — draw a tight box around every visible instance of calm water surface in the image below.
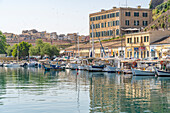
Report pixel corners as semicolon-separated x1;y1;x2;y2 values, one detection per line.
0;67;169;113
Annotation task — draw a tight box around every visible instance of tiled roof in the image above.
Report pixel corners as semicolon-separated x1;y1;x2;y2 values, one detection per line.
151;36;170;45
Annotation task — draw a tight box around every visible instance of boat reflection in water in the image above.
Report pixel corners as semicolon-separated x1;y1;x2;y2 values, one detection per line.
0;67;169;113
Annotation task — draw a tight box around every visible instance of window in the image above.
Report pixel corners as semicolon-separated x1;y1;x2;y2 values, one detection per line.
125;12;131;16
110;13;115;18
107;14;110;18
96;17;98;21
105;22;107;27
144;36;146;42
143;21;148;26
107;31;109;36
143;13;148;17
90;17;93;21
125;20;129;26
134;37;136;44
104;31;106;36
104;15;106;19
101;23;104;28
95;24;97;28
98;16;100;20
101;31;104;37
98;23;100;28
110;30;113;36
93;17;95;21
130;52;132;57
144;51;146;58
93;24;95;29
147;36;149;42
134;20;139;26
141;37;143;43
116;12;119;17
134;12;139;17
137;37;139;43
127;52;129;57
113;21;115;26
101;15;104;19
147;51;149;57
116;20;119;26
127;38;129;43
108;22;110;27
116;29;119;35
130;38;132;43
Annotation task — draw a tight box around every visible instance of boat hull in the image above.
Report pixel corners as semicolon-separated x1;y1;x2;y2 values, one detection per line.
156;70;170;77
103;66;116;73
132;68;155;76
88;65;104;72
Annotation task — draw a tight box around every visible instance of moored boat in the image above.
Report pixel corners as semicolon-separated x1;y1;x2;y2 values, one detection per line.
131;67;155;76
103;65;116;73
154;67;170;77
88;65;105;72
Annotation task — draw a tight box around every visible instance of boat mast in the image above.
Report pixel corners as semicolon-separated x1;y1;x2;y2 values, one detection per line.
77;32;80;57
92;22;95;58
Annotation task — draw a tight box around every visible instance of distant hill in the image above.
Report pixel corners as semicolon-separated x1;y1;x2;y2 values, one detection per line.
144;10;170;31
143;0;170;31
152;0;170;20
149;0;168;9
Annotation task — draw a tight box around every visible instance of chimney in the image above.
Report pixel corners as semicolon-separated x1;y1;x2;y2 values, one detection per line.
113;7;116;9
101;9;105;12
137;5;141;9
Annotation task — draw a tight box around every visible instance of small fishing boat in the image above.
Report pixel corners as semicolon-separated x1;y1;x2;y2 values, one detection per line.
154;67;170;77
131;67;155;76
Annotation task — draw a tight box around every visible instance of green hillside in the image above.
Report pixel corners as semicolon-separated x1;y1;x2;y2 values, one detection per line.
152;0;170;20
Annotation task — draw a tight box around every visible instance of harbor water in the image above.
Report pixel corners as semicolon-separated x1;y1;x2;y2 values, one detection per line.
0;67;170;113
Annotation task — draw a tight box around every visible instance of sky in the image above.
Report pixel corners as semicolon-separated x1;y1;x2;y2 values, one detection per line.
0;0;151;35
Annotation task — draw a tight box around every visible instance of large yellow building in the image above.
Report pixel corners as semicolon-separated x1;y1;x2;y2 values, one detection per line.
125;30;170;59
89;6;152;41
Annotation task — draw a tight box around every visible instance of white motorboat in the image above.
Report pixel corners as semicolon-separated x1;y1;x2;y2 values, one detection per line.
154;67;170;77
28;62;38;68
88;65;105;72
103;65;116;73
3;63;12;67
78;65;85;70
131;67;155;76
3;63;20;67
78;59;89;70
70;63;79;70
66;63;78;70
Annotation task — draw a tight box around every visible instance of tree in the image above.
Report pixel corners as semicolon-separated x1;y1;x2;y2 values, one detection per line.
0;31;7;54
29;39;60;58
12;42;32;58
29;39;44;56
6;44;15;56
